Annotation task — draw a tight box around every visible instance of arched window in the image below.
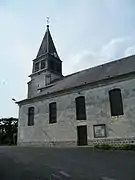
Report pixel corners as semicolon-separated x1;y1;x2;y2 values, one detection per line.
49;102;57;123
109;88;124;116
75;96;86;120
28;107;34;126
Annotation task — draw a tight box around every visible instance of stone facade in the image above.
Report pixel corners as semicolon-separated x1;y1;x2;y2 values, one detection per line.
17;25;135;147
28;70;62;98
17;75;135;146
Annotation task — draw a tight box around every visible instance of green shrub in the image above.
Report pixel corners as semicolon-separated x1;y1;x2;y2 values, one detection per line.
113;146;123;150
122;144;135;150
112;146;118;150
94;144;99;148
94;144;111;150
94;143;135;151
102;144;111;150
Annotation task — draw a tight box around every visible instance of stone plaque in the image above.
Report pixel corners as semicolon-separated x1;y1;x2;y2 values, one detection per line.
93;124;107;138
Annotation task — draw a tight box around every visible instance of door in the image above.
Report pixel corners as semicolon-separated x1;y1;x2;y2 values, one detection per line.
77;125;88;146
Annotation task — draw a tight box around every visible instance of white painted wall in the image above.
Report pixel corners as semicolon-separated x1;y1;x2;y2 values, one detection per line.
28;70;62;98
18;76;135;146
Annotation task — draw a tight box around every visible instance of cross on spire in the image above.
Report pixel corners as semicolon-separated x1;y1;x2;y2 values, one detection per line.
46;17;50;27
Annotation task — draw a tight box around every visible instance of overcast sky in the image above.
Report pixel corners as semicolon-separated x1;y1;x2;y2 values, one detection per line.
0;0;135;118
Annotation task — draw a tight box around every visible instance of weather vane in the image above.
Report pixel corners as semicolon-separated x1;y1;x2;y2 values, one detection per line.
46;17;50;26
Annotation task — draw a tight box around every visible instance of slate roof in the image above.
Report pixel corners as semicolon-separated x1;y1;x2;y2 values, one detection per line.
36;25;59;59
38;55;135;96
17;55;135;104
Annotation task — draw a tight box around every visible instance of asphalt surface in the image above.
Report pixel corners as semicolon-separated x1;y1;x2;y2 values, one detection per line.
0;146;134;180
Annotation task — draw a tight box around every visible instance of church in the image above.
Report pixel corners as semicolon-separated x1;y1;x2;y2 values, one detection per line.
17;24;135;147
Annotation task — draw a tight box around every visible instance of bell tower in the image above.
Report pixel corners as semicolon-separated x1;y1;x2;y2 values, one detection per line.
27;24;63;98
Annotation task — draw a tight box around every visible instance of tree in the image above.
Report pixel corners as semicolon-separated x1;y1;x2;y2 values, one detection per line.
0;118;18;145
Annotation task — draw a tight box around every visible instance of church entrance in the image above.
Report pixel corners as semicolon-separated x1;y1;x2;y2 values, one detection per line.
77;125;88;146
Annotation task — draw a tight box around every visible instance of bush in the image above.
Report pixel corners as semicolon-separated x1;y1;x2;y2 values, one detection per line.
123;144;135;151
94;144;111;150
101;144;111;150
94;144;100;148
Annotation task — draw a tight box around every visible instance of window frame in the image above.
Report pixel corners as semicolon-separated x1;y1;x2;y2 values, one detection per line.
35;62;40;72
28;107;34;126
49;102;57;124
75;96;86;120
49;60;54;70
109;88;124;116
41;60;46;69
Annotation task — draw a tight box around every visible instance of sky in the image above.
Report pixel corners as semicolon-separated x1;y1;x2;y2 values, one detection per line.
0;0;135;118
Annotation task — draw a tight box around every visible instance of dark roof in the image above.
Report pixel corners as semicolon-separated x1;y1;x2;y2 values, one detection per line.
39;55;135;95
17;55;135;104
36;25;59;59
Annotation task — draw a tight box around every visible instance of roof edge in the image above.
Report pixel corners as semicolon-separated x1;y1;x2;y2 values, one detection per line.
64;55;135;78
16;71;135;105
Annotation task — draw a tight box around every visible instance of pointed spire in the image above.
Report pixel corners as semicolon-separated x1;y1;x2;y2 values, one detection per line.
36;23;59;59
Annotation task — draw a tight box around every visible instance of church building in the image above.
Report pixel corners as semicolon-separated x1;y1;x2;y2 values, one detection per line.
17;24;135;147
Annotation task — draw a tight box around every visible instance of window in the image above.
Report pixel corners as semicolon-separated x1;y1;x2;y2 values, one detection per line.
56;63;61;73
75;96;86;120
41;60;45;69
49;102;57;123
45;74;51;86
109;88;124;116
49;60;54;70
35;62;39;72
28;107;34;126
93;124;107;138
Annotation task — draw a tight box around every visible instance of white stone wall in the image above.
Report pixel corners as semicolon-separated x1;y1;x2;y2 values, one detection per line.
18;76;135;146
28;70;62;98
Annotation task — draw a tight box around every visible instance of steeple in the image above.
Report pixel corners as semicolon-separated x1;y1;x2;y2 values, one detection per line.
27;22;63;98
31;24;62;76
36;25;59;59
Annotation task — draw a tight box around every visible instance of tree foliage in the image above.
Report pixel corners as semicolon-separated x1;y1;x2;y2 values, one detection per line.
0;117;18;145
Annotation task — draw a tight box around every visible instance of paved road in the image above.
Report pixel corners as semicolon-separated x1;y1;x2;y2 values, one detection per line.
0;146;134;180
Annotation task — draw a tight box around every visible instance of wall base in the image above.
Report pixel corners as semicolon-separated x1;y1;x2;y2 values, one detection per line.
88;137;135;146
18;140;77;147
18;137;135;147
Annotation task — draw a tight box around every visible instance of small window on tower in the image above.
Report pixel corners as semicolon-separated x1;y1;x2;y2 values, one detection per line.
35;62;39;72
48;60;54;70
56;63;61;73
45;74;51;86
41;60;45;69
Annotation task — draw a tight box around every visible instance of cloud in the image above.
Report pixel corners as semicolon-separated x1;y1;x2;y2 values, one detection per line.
0;15;33;74
0;0;135;118
0;8;35;118
64;36;135;75
100;37;128;60
124;46;135;57
67;51;104;72
63;50;105;75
